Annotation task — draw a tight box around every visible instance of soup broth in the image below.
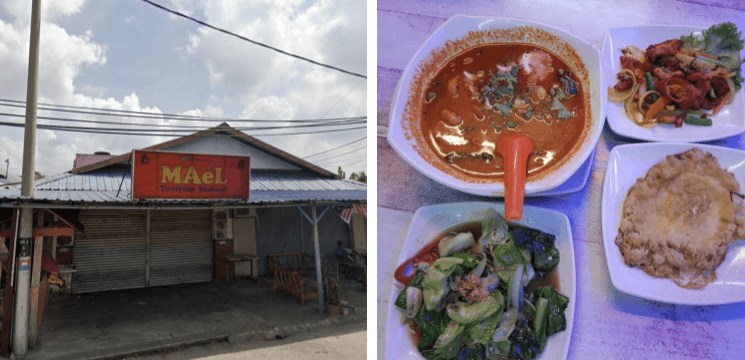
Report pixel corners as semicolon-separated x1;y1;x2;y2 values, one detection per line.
421;43;586;179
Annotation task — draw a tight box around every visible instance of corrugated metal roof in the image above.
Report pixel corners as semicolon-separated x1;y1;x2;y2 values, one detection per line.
0;168;366;205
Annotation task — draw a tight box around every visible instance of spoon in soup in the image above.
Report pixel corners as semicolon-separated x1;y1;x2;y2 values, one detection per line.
496;134;534;221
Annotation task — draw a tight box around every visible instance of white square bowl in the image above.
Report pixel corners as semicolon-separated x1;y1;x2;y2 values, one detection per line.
602;143;745;305
384;202;576;360
601;26;745;142
387;15;604;197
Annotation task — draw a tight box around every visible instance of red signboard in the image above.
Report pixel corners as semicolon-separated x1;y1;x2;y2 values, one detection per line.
131;150;250;199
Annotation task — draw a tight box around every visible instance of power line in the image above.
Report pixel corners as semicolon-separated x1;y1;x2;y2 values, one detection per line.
0;112;365;132
302;136;366;159
138;0;366;79
315;84;361;119
313;146;366;164
0;99;365;123
0;120;366;137
338;155;367;168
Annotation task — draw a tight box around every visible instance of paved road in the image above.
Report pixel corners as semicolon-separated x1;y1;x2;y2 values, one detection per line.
194;331;366;360
130;322;366;360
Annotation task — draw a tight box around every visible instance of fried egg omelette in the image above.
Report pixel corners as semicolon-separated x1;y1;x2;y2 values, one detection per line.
615;148;745;289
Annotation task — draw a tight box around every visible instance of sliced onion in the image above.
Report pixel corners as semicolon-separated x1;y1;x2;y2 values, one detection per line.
509;264;524;311
624;84;644;124
622;45;645;63
725;77;735;105
608;69;637;103
470;257;487;278
638;90;661;115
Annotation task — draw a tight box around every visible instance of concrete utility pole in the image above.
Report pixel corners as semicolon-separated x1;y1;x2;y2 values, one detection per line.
14;0;42;356
311;203;325;313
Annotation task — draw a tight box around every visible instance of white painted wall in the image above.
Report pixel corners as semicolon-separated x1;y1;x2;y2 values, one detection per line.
165;136;301;170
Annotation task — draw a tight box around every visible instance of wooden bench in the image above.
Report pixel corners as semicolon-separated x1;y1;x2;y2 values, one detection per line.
267;252;317;305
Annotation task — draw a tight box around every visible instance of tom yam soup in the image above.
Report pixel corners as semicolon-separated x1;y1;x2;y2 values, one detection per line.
409;34;591;182
421;43;587;180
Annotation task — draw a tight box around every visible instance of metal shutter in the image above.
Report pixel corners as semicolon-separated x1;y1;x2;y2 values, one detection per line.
73;210;147;294
149;210;212;287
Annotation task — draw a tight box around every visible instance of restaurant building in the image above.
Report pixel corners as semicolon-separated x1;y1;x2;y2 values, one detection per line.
0;123;367;351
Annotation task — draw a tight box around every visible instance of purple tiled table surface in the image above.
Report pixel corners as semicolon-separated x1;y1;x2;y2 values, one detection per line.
377;1;745;359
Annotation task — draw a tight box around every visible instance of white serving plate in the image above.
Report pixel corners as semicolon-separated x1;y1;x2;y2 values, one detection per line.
602;143;745;305
387;15;604;197
601;26;745;142
385;202;576;360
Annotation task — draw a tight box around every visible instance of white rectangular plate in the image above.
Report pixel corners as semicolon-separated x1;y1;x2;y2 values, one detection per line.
384;202;576;360
601;26;745;142
602;143;745;305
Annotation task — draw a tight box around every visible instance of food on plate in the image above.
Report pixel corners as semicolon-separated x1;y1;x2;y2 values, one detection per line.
615;148;745;289
608;23;744;128
394;208;569;360
402;27;592;184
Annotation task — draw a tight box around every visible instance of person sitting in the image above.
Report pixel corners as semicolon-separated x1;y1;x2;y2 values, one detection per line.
334;241;365;286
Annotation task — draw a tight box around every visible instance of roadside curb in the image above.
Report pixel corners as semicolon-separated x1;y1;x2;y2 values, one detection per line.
43;330;229;360
228;311;367;344
41;311;366;360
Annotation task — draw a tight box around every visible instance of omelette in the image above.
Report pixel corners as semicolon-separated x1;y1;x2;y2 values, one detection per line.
615;148;745;289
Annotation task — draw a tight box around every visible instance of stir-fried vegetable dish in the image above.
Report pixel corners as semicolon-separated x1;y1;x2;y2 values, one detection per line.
608;22;744;128
394;209;569;360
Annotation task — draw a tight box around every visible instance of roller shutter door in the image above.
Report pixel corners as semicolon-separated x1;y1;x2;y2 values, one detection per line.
149;210;212;286
73;210;147;294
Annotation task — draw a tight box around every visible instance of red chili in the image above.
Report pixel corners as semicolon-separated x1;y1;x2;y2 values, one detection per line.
394;240;440;285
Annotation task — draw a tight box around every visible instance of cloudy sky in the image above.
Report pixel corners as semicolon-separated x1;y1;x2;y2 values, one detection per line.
0;0;366;178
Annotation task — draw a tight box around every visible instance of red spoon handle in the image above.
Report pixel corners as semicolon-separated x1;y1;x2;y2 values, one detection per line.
496;135;534;221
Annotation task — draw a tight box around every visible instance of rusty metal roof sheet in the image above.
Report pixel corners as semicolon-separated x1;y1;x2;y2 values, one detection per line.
0;168;366;205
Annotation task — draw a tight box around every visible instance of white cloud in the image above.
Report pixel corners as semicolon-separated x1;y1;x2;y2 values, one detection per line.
0;0;366;176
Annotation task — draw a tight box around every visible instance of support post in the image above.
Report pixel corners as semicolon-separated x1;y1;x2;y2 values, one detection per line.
1;209;19;354
28;212;43;348
311;202;325;313
14;0;42;356
146;209;151;286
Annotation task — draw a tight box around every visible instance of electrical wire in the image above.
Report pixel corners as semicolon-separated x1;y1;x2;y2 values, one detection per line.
302;136;366;159
0;112;365;132
0;99;365;123
337;155;367;168
138;0;366;79
315;84;361;119
312;146;366;164
0;120;366;137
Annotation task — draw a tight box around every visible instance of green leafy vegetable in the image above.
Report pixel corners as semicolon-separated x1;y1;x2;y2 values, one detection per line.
451;253;480;269
433;322;466;358
447;293;503;324
533;247;560;271
491;240;530;268
480;208;510;247
534;286;570;336
511;227;560;272
417;306;451;349
508;317;542;360
394;272;425;309
465;296;505;344
533;297;550;348
681;22;745;90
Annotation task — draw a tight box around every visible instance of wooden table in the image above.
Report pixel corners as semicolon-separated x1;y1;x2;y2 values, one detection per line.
377;1;745;359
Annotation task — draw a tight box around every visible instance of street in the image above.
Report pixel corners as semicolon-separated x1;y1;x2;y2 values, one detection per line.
129;321;366;360
195;331;366;360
